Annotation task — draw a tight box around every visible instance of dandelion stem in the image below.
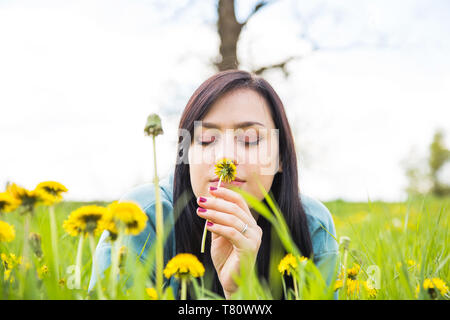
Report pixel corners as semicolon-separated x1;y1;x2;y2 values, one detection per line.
49;205;60;279
89;234;106;300
201;176;223;253
181;277;187;300
342;248;349;299
19;212;31;298
110;233;123;299
75;235;84;290
152;134;164;298
22;213;30;270
293;275;299;300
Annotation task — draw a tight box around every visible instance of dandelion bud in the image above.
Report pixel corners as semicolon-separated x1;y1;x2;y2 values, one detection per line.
29;232;43;259
144;113;164;137
339;236;351;250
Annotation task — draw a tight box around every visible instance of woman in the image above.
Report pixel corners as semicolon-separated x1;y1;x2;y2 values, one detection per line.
89;70;339;299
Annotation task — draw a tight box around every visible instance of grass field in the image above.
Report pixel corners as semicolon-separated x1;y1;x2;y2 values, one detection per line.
1;194;449;300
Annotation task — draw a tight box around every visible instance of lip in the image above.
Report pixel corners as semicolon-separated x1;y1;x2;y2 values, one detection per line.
211;180;245;187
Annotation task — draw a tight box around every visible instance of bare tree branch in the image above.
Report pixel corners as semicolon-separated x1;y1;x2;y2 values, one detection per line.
240;0;275;28
251;55;300;78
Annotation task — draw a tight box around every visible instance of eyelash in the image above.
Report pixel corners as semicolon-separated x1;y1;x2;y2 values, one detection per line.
198;137;261;146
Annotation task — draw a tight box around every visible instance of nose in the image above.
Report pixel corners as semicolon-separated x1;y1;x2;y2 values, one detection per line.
214;130;239;166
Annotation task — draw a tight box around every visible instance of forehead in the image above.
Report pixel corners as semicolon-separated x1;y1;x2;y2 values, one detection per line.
199;89;275;130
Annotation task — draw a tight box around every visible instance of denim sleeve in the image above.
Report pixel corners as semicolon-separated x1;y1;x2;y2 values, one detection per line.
87;229;112;293
302;194;340;300
312;230;340;300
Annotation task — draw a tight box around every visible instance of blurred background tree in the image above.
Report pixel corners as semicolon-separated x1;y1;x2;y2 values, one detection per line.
429;129;450;197
403;128;450;198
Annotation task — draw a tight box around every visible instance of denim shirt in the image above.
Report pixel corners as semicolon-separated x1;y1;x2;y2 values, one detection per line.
88;172;340;299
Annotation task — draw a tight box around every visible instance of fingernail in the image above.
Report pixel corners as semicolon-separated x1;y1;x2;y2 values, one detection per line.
207;221;214;227
199;197;207;203
198;207;207;212
209;186;217;191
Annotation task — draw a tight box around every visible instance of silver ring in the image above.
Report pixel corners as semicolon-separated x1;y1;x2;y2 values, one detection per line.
240;223;248;234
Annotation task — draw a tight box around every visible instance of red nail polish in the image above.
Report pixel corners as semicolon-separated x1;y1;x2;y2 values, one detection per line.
199;197;207;202
207;221;214;227
198;207;207;212
209;186;217;191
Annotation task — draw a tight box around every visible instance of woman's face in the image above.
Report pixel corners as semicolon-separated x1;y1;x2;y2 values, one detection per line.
188;88;282;216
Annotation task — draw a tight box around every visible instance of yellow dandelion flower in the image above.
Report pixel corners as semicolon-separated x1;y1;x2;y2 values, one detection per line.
406;259;420;270
163;253;205;280
278;253;298;276
0;192;20;213
363;280;378;298
1;253;22;269
62;205;108;237
346;278;361;296
58;278;66;287
278;253;307;276
347;263;361;279
334;279;343;291
102;201;148;239
37;265;49;279
146;288;158;300
0;221;15;242
1;252;22;281
214;158;236;183
6;183;48;209
35;181;68;205
4;268;13;282
423;278;449;297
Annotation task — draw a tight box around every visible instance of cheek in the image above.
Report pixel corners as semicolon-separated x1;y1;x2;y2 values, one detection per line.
247;137;280;175
245;173;276;201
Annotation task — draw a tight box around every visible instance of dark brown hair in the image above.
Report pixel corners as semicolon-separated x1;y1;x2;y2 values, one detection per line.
172;69;313;298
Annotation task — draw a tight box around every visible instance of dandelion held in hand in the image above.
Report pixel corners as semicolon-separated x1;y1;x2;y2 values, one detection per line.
214;158;237;183
200;158;236;253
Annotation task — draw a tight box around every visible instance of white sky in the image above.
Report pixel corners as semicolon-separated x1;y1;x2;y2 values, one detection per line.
0;0;449;202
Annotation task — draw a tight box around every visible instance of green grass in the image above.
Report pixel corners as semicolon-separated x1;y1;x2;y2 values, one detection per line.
0;195;449;300
325;196;449;299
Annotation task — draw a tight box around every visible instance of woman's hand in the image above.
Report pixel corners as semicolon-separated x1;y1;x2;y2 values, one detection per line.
196;186;263;299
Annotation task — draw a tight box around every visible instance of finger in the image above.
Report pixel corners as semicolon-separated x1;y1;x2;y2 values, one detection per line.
206;221;252;250
197;207;253;237
209;186;254;221
197;195;254;226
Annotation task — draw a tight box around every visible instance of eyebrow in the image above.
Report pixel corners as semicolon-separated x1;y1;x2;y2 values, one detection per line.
200;121;265;129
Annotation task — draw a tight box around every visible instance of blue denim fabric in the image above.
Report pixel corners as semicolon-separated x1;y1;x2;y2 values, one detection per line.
88;172;340;299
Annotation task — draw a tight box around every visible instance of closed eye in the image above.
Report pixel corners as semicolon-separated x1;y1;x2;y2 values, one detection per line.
198;137;262;146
